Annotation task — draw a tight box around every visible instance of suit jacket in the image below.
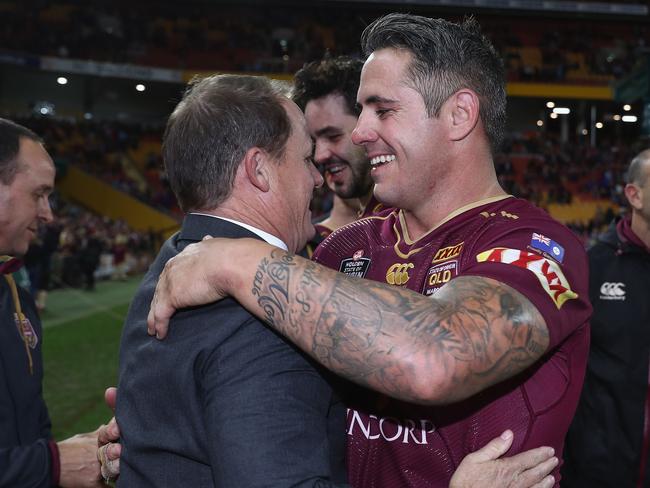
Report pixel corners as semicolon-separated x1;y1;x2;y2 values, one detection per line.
117;214;347;487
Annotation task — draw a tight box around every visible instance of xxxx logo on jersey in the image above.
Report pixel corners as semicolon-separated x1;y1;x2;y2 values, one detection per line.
476;247;578;309
432;242;463;263
386;262;414;285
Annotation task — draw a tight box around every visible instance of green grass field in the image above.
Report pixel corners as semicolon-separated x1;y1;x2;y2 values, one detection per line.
41;276;142;440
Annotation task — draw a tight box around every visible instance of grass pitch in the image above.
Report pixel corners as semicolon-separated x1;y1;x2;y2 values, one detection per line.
41;276;142;440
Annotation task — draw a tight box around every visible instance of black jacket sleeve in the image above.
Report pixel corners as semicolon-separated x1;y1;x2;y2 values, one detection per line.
0;438;52;488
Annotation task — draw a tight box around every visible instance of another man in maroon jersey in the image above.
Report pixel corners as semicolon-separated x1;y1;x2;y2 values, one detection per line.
293;56;382;256
148;14;589;488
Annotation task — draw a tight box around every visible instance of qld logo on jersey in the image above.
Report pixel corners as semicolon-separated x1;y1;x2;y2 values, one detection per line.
529;232;565;263
339;249;371;278
476;247;578;309
422;260;458;296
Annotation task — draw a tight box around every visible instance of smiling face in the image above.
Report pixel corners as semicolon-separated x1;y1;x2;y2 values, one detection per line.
352;48;451;212
0;137;55;257
304;93;372;200
270;100;324;252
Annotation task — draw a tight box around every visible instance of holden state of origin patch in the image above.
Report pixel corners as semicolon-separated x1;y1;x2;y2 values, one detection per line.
338;249;371;278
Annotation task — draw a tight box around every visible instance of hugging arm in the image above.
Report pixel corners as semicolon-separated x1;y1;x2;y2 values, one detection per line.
149;238;548;405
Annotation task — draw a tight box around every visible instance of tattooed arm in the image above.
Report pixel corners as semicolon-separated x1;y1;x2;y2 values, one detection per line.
149;237;548;405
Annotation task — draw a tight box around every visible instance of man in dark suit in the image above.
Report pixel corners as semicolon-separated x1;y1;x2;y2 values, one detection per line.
116;74;348;486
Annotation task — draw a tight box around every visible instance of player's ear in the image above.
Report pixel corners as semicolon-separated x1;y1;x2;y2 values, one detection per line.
624;183;643;211
243;147;271;192
448;89;479;142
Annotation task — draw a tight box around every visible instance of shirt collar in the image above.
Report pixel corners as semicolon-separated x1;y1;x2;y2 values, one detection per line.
0;256;23;275
188;213;288;251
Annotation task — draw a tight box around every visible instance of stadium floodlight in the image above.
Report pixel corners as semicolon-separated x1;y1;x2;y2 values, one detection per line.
623;104;632;111
550;112;558;119
136;84;146;92
57;77;68;85
613;114;621;121
546;101;555;109
595;122;604;129
622;115;637;123
552;107;570;115
536;120;543;127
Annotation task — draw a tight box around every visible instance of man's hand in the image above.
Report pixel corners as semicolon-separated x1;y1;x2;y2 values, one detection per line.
58;429;104;487
148;236;237;339
97;387;121;482
450;430;557;488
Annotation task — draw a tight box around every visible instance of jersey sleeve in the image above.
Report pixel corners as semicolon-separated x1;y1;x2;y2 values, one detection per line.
462;218;591;350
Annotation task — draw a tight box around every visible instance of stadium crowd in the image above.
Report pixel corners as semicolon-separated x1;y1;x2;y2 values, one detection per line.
17;198;159;311
4;114;626;248
0;0;647;81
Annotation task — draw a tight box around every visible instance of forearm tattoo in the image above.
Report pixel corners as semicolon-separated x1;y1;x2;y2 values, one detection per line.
251;249;548;404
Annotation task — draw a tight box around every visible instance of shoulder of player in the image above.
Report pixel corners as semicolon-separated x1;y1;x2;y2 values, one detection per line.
312;210;398;263
479;198;584;248
324;209;397;243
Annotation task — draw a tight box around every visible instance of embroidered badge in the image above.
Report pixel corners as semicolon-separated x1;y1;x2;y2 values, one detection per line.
339;252;371;278
431;242;464;263
14;312;38;349
386;262;414;285
422;260;458;296
530;233;565;263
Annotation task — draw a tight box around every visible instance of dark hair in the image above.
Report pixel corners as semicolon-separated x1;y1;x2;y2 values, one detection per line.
0;118;42;184
360;13;507;153
292;56;363;116
626;149;650;186
163;74;292;212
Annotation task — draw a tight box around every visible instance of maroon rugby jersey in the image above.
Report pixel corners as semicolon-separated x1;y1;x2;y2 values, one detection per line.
314;222;336;241
360;194;385;219
310;195;387;257
313;195;591;488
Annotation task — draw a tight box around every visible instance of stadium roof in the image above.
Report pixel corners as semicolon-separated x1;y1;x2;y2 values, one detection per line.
325;0;648;16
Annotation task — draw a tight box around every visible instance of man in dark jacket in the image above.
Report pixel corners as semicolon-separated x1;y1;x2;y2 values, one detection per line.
115;74;352;487
563;149;650;487
0;118;112;487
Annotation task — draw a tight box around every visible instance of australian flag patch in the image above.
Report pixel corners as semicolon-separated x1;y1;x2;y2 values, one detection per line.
530;232;565;263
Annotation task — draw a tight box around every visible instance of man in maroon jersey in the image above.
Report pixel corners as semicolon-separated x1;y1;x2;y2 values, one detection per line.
148;14;590;488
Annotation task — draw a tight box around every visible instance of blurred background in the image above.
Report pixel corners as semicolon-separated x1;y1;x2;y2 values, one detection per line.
1;0;647;438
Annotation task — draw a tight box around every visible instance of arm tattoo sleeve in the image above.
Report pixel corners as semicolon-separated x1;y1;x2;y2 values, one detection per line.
250;249;549;405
